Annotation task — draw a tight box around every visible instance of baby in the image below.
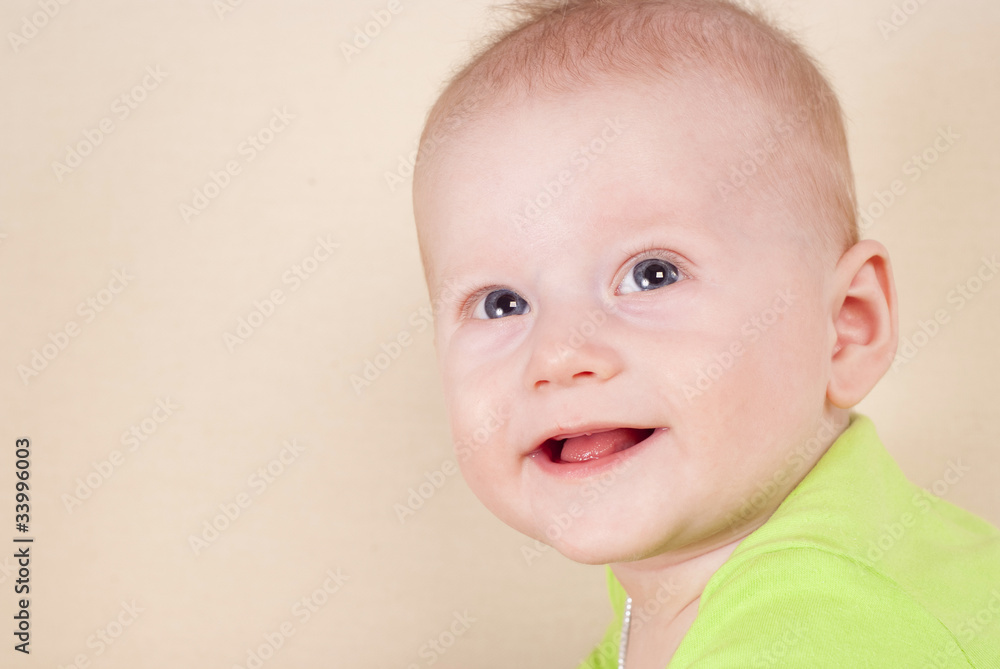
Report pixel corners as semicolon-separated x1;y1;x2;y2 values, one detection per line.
410;0;1000;666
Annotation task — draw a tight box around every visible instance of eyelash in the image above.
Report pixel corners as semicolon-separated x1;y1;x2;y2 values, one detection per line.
615;244;693;290
459;284;508;321
458;246;692;318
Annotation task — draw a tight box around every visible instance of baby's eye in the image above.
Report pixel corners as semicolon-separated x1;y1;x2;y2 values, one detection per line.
617;257;681;294
472;288;530;319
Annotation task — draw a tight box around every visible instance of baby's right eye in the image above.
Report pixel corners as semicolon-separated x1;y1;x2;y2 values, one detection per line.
472;289;530;320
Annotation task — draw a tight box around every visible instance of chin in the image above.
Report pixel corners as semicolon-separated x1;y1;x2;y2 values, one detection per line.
549;542;619;565
544;527;659;565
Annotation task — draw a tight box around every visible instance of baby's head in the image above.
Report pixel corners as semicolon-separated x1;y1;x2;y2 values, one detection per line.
412;0;898;564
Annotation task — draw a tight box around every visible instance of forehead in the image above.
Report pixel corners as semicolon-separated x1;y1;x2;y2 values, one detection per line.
414;80;788;290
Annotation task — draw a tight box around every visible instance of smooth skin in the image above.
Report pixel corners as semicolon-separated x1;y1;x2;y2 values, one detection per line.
414;79;898;667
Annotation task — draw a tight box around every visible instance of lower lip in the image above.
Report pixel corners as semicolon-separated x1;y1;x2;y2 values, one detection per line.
526;428;667;480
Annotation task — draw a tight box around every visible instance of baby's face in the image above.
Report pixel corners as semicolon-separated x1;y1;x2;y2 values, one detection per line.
415;81;838;564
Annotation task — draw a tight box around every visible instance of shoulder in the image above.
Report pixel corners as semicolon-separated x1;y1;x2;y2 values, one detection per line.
669;546;974;668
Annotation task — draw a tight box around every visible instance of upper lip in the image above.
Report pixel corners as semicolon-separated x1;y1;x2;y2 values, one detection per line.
551;426;624;440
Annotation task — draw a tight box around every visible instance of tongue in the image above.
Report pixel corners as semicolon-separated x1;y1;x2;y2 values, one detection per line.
559;428;646;463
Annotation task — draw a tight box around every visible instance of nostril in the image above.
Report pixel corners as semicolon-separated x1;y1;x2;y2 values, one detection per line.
528;342;623;389
533;370;601;389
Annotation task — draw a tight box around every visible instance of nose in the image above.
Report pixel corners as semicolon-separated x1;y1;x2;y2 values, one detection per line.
524;303;623;390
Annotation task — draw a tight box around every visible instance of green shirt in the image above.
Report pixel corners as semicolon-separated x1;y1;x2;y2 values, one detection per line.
577;414;1000;668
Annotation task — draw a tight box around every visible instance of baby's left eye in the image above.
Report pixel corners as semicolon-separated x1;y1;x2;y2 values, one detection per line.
617;258;681;294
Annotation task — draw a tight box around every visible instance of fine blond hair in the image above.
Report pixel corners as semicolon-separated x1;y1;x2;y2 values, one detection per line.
415;0;859;259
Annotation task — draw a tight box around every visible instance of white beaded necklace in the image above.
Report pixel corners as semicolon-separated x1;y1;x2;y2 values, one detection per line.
618;596;633;669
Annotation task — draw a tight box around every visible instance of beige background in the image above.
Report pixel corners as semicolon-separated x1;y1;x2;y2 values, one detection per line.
1;0;997;667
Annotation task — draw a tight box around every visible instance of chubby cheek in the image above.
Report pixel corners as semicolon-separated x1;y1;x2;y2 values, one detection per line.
440;350;525;519
450;422;528;532
683;295;829;509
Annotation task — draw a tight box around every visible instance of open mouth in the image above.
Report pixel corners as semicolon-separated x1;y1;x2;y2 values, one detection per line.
540;427;658;464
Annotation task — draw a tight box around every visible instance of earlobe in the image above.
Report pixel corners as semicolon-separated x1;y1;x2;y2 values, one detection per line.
827;239;899;408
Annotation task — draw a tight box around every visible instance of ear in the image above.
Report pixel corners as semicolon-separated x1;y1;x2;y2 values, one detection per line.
827;239;899;408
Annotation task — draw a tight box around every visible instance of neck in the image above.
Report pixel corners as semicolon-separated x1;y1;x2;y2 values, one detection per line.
611;529;759;667
613;410;852;645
